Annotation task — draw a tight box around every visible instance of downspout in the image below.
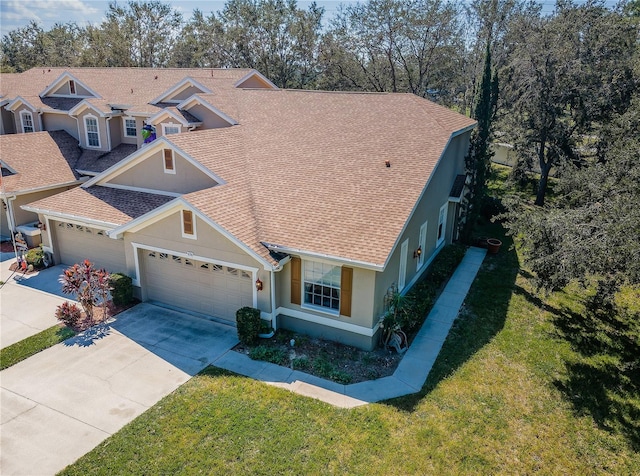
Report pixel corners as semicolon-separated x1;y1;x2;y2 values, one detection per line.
105;116;112;151
37;110;44;132
270;268;278;330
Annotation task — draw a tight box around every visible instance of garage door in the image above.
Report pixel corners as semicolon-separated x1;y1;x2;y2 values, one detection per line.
54;221;127;272
142;250;254;323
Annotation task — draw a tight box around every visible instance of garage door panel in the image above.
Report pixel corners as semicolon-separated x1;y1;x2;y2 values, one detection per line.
54;221;126;273
142;251;253;323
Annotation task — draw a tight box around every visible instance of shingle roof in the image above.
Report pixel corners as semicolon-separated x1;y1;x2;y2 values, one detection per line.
74;144;138;174
1;68;256;112
25;186;174;226
172;89;476;267
19;85;475;268
0;131;82;193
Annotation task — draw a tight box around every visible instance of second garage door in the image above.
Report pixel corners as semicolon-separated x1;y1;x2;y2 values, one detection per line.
142;250;254;323
54;221;127;273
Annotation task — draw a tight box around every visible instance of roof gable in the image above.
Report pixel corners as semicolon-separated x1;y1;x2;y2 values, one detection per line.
177;95;238;126
39;72;100;99
84;137;224;195
150;77;213;104
5;96;37;112
235;71;278;89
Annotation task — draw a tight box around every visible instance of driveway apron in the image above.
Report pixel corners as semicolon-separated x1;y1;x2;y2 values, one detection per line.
0;303;238;476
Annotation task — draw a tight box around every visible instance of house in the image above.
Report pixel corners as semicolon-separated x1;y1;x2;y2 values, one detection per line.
17;77;475;350
0;131;84;242
0;67;276;237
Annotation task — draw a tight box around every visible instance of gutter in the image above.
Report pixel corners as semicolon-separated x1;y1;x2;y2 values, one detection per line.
264;243;384;272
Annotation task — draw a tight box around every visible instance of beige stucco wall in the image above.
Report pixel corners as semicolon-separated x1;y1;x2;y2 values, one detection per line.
51;81;92;96
275;258;377;329
109;115;122;148
42;113;79;139
76;109;109;151
109;148;217;193
124;211;271;311
1;108;16;134
372;131;471;320
13;105;41;133
171;85;206;101
185;104;233;129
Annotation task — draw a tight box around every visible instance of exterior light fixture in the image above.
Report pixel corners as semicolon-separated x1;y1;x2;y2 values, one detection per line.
413;246;422;259
255;278;263;291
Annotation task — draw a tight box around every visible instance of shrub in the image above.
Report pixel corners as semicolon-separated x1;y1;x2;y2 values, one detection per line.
329;370;352;385
249;345;287;365
236;307;262;345
291;356;311;370
55;301;82;328
59;260;111;322
109;273;133;306
25;245;44;269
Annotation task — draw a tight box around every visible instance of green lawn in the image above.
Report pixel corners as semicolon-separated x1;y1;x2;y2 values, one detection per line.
60;170;639;474
0;325;75;371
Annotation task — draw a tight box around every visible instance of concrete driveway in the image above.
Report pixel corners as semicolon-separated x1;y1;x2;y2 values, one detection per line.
0;259;70;349
0;303;238;475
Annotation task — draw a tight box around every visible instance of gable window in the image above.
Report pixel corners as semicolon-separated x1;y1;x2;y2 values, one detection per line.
163;149;175;173
69;80;76;95
436;204;448;247
84;115;100;148
162;123;180;135
20;111;34;133
123;118;137;137
182;210;196;238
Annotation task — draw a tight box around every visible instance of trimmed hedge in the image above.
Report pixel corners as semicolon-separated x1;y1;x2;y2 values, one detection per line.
236;307;262;345
109;273;134;306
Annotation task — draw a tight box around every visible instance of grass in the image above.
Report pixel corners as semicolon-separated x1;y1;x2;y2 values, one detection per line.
60;171;640;474
0;324;76;370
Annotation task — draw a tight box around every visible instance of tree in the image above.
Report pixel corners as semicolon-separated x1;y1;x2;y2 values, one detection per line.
59;260;111;324
500;2;638;206
321;0;464;101
505;98;640;292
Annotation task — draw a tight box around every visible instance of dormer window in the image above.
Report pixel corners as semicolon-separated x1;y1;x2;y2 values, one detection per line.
163;149;175;173
84;115;100;148
162;123;180;135
20;111;34;133
69;80;76;95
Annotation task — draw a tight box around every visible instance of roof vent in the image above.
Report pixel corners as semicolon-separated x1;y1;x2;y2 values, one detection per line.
385;160;391;168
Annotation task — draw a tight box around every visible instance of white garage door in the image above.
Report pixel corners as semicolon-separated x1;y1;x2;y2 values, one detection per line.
142;250;254;323
54;221;127;273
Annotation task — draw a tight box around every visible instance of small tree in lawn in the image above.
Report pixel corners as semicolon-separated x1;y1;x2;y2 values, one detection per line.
59;260;111;325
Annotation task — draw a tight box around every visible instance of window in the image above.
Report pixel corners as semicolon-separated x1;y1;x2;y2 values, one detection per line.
123;117;137;137
20;111;34;133
84;115;100;148
417;221;427;271
163;149;175;173
303;261;341;312
182;209;195;238
398;239;408;291
436;204;447;247
69;80;76;95
162;123;180;135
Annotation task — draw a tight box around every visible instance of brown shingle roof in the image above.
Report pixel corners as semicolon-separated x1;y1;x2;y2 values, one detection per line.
1;68;256;112
0;131;82;193
26;186;174;226
22;86;475;268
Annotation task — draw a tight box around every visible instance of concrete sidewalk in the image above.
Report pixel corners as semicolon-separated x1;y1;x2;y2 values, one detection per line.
213;246;487;408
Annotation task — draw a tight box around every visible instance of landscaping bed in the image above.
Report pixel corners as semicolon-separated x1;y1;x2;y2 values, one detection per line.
234;244;467;384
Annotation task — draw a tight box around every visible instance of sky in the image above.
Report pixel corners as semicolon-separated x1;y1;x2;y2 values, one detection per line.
0;0;621;39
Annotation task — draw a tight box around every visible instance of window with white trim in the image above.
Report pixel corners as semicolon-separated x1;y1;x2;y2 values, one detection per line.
399;239;408;291
437;204;447;247
303;261;341;312
20;111;34;133
84;115;100;148
417;221;427;271
123;117;137;137
162;123;180;135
